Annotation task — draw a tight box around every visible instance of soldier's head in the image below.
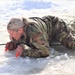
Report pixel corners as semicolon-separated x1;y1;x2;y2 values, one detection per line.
7;18;28;40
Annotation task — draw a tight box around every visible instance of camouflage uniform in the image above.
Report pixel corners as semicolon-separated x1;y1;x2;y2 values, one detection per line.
11;15;75;58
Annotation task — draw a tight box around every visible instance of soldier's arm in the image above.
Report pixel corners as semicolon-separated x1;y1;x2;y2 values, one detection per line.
20;26;50;58
54;17;75;49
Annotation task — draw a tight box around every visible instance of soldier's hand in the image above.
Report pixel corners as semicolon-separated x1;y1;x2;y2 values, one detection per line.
15;46;24;58
5;41;17;51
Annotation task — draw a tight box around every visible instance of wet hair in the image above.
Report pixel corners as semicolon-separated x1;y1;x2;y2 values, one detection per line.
7;17;29;31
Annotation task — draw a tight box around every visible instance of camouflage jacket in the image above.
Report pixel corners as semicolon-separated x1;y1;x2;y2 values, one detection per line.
12;15;75;58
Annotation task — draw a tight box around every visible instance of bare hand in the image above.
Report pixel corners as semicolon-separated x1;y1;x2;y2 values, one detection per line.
16;46;24;57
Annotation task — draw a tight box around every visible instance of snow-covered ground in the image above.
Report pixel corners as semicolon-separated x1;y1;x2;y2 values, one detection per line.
0;0;75;75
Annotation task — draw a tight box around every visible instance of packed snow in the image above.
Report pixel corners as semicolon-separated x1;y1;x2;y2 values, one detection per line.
0;0;75;75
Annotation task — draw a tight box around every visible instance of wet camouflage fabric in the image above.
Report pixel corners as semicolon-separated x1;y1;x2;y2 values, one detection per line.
12;15;75;58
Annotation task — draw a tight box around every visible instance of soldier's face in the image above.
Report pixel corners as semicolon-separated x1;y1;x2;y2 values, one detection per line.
8;28;24;40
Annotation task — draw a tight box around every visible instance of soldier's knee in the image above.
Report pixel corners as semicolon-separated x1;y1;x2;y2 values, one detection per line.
41;50;50;57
